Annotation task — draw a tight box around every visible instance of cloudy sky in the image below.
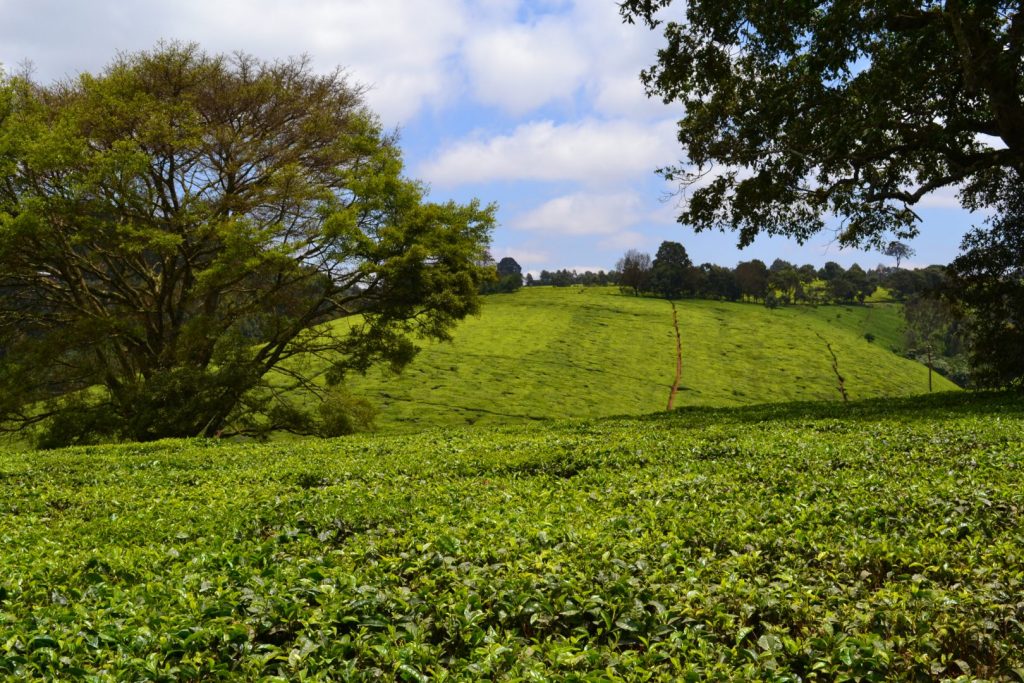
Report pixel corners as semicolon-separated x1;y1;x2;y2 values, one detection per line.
1;0;980;274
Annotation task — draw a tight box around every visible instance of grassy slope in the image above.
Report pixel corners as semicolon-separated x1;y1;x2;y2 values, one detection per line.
1;392;1021;680
332;287;955;432
338;287;675;430
672;298;934;407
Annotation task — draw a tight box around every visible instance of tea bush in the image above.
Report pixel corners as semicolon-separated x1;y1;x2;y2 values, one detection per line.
1;392;1021;680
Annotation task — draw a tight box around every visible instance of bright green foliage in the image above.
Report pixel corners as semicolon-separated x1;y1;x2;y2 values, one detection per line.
320;288;955;432
0;392;1022;679
668;298;956;405
0;44;494;445
339;287;675;430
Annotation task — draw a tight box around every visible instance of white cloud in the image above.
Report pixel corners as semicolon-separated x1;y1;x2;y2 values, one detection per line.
422;118;678;186
568;2;673;119
598;230;648;251
590;72;671;119
464;19;589;114
493;247;551;267
459;1;673;118
916;185;963;210
514;191;643;236
2;1;675;123
0;0;468;124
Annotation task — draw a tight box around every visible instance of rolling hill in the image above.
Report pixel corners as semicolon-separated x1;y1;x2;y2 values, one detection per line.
304;286;957;432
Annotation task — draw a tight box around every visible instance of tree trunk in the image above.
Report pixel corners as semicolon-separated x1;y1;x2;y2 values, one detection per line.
927;346;933;392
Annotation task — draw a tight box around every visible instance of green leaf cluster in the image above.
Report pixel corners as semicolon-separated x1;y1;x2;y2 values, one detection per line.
0;43;495;445
619;0;1024;248
1;392;1023;679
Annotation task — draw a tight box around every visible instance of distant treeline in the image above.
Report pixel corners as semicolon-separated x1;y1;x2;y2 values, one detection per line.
485;237;1019;391
489;242;948;306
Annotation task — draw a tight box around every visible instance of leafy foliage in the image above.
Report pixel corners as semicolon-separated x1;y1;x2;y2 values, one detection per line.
619;0;1024;247
947;174;1024;389
903;294;964;391
0;44;494;444
650;241;692;299
616;249;652;295
1;392;1022;679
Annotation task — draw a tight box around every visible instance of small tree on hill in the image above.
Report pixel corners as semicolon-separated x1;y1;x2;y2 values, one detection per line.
884;241;916;269
735;260;769;302
496;257;523;283
481;256;523;293
650;241;692;299
904;295;955;392
616;249;652;295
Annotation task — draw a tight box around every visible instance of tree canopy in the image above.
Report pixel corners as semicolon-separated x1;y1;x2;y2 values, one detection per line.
481;256;523;293
616;249;653;295
947;174;1024;388
0;44;495;445
650;241;692;298
619;1;1024;248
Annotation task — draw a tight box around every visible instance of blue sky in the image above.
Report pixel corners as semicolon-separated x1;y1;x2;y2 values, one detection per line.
1;0;981;274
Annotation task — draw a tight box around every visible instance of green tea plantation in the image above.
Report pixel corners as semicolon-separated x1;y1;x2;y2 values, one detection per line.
1;392;1022;681
289;287;957;433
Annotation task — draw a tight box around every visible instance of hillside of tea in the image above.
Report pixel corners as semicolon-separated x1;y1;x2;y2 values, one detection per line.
1;391;1021;680
315;287;958;432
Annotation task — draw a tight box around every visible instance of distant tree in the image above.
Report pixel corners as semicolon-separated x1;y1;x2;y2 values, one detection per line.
735;260;769;301
0;44;494;445
947;176;1024;389
846;264;877;303
819;262;846;283
616;249;652;295
827;275;857;304
496;257;523;282
650;241;693;299
768;260;800;302
481;256;523;294
884;268;920;301
795;264;822;303
696;263;740;301
884;241;916;269
904;295;955;392
551;269;576;286
524;273;535;287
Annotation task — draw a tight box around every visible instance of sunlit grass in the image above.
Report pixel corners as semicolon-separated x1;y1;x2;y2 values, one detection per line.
320;287;956;432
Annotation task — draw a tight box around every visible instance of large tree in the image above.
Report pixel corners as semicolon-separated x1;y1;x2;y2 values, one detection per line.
946;173;1024;388
619;1;1024;248
0;44;494;445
